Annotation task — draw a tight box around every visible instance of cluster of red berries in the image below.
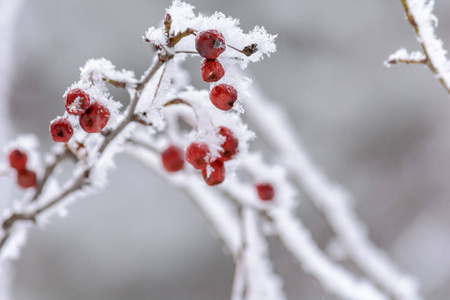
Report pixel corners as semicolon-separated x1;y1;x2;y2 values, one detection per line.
195;30;238;111
8;149;36;189
186;126;238;186
49;88;110;143
160;126;238;186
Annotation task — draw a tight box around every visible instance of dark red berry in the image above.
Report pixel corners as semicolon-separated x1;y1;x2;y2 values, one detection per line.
202;160;225;186
65;88;90;116
50;118;73;143
17;169;37;189
201;59;225;82
8;149;27;171
186;143;210;170
161;145;185;172
217;127;238;162
256;183;275;201
79;101;110;133
195;29;226;59
209;84;237;111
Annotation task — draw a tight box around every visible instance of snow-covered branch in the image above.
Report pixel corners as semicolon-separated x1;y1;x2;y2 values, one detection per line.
245;84;421;300
0;1;427;299
386;0;450;93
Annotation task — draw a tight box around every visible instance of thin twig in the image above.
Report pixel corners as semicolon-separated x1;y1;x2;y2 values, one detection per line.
136;59;165;91
399;0;450;93
126;138;159;153
30;148;75;202
163;98;192;107
152;62;168;102
227;43;258;57
174;50;199;55
387;58;427;65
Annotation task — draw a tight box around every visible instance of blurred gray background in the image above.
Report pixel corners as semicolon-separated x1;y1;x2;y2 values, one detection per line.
4;0;450;299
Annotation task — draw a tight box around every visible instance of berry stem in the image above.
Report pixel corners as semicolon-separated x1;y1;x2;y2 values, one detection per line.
167;28;197;47
126;137;159;153
163;98;192;107
164;13;172;38
103;77;129;89
152;62;168;102
174;50;199;55
227;43;258;57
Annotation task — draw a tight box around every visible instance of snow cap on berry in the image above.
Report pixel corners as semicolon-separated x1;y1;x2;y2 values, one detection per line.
164;0;276;69
64;59;132;130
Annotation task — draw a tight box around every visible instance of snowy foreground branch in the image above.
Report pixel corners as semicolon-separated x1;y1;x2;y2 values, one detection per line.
0;1;422;299
386;0;450;93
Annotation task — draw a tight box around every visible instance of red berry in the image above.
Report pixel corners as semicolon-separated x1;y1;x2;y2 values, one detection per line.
256;183;275;201
195;29;226;59
209;84;237;111
201;59;225;82
161;145;185;172
8;149;27;171
79;101;110;133
217;127;238;162
65;88;90;115
17;169;37;189
49;118;73;143
202;160;225;186
186;143;210;170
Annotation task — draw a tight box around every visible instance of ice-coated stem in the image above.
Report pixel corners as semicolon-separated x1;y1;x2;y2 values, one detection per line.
245;83;421;300
388;0;450;94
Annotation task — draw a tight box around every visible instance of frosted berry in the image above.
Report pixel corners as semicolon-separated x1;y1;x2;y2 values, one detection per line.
217;127;238;162
161;145;185;172
79;101;110;133
202;160;225;186
209;84;237;111
195;29;226;59
201;59;225;82
186;143;210;170
65;88;90;115
256;183;275;201
8;149;28;171
50;117;73;143
17;169;37;189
